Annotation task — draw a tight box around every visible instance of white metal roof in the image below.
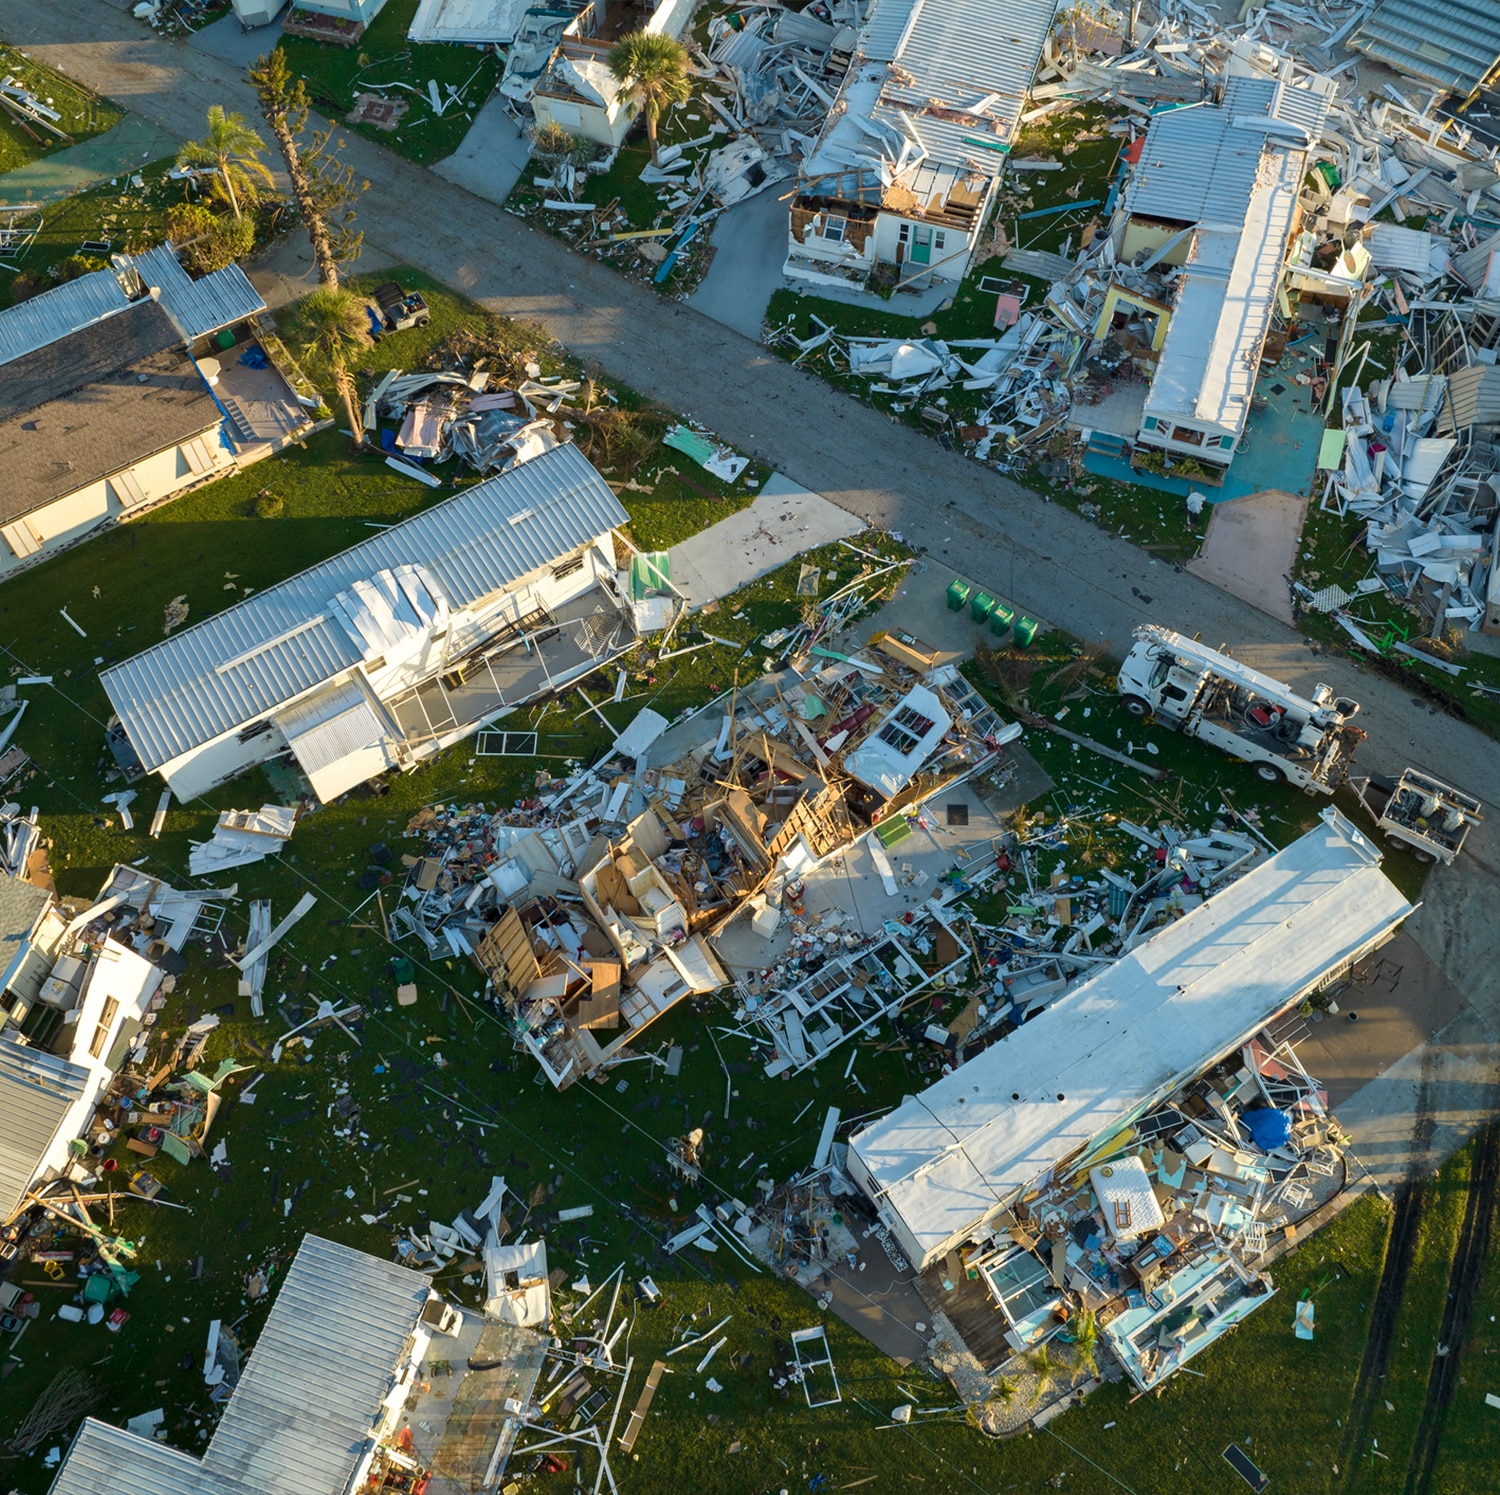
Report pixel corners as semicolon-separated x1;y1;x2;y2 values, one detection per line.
50;1235;432;1495
1137;74;1335;437
102;442;627;770
0;1033;90;1220
204;1234;431;1495
849;811;1412;1268
0;245;265;367
50;1424;208;1495
1352;0;1500;95
811;0;1057;191
132;244;268;341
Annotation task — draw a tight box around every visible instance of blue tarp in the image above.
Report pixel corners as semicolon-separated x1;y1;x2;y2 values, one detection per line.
1242;1107;1292;1151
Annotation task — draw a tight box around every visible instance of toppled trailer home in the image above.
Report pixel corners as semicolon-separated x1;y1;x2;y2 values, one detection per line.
101;443;634;804
785;0;1060;290
847;810;1412;1390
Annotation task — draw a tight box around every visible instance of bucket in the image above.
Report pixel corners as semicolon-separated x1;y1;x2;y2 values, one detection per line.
101;1158;118;1174
57;1305;84;1323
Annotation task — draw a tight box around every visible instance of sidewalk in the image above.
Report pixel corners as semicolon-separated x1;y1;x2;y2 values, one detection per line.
0;113;178;206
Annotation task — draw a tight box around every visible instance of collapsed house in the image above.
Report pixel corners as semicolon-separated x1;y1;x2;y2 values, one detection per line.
845;809;1412;1388
0;243;309;577
47;1231;547;1495
785;0;1059;289
101;443;634;804
0;869;167;1226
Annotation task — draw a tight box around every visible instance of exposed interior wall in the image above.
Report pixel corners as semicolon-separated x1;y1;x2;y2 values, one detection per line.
645;0;696;38
533;91;635;148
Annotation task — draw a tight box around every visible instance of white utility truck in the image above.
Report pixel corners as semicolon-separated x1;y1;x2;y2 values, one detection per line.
1116;625;1363;792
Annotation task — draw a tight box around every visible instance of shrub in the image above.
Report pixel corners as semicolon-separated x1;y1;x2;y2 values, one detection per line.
254;489;284;519
166;202;256;275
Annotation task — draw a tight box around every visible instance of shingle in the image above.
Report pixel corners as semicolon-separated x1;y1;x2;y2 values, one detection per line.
0;298;223;524
102;442;629;770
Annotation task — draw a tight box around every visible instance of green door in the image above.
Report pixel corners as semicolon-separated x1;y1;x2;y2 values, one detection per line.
910;225;933;264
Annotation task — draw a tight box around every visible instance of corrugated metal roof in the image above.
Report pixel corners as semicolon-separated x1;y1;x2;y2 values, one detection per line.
0;1033;90;1219
203;1235;431;1495
1445;364;1500;429
1351;0;1500;95
50;1423;208;1495
0;244;267;368
867;0;1059;169
48;1236;432;1495
1368;223;1443;276
102;443;628;771
133;245;268;341
851;811;1414;1268
1452;230;1500;291
0;269;131;367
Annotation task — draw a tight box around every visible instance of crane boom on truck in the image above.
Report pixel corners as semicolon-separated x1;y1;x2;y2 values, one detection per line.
1116;625;1364;792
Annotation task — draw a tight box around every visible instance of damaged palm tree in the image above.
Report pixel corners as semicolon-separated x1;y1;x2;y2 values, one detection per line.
176;104;274;220
5;1368;102;1455
249;48;367;288
297;284;369;449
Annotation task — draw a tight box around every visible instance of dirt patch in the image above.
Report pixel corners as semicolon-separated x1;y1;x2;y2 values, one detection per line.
347;93;409;132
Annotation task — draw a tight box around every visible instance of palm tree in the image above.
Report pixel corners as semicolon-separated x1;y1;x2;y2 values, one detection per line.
250;48;342;287
608;31;692;166
298;285;368;449
177;106;274;221
1026;1342;1058;1407
1067;1309;1100;1384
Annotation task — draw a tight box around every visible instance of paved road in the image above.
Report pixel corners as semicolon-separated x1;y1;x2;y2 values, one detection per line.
5;0;1498;1186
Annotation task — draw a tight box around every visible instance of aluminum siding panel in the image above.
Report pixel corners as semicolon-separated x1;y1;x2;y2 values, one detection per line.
133;244;268;339
1351;0;1500;94
101;443;629;769
0;1034;91;1219
202;1235;431;1495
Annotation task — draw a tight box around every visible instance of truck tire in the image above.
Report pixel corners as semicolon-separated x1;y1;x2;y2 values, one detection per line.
1254;762;1284;784
1120;695;1150;718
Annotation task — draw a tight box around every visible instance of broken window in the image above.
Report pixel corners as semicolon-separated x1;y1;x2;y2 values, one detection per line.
553;554;585;582
88;996;120;1059
821;215;848;244
1170;425;1207;447
877;705;937;755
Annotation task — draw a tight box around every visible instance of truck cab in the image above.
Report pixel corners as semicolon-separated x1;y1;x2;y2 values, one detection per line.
1117;626;1362;793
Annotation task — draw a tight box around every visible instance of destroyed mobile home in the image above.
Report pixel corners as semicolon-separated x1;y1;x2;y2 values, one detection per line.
844;810;1413;1395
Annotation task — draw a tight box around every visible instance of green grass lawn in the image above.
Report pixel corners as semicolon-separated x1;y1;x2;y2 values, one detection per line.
0;42;123;177
0;504;1410;1492
0;157;298;312
276;0;502;165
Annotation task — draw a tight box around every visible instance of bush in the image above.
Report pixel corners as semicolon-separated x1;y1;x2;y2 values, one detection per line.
253;489;284;519
51;253;107;285
166;202;256;275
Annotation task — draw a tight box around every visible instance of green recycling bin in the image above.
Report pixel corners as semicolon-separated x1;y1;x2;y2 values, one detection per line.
946;579;970;612
989;602;1015;637
970;591;996;622
1013;615;1039;648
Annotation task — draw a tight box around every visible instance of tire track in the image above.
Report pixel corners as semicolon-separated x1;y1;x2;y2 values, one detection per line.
1336;1179;1427;1486
1404;1119;1500;1495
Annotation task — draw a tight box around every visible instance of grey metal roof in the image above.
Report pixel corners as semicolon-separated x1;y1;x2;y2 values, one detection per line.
133;244;268;341
48;1237;432;1495
102;442;629;771
203;1234;431;1495
1351;0;1500;96
1452;230;1500;290
0;1033;90;1220
0;268;132;367
861;0;1058;170
0;244;266;369
49;1424;208;1495
1445;364;1500;429
1123;75;1332;227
